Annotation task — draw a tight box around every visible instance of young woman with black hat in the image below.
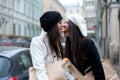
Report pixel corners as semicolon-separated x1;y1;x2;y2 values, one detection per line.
30;11;74;80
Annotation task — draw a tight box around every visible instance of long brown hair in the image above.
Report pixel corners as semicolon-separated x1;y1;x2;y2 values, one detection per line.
65;20;88;66
47;24;64;59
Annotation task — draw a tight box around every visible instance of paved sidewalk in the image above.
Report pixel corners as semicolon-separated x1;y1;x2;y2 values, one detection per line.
92;39;120;78
91;39;104;59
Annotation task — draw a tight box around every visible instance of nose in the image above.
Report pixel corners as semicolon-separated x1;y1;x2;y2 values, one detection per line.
61;25;67;32
62;23;67;27
61;24;66;29
62;23;68;29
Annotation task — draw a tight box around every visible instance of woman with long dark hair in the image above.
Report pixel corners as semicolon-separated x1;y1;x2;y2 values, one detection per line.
30;11;68;80
63;14;105;80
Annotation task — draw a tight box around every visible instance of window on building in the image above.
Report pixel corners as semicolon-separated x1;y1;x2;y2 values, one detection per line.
24;4;26;14
18;0;20;3
24;26;26;36
15;0;20;11
117;0;120;2
19;25;21;36
85;2;87;6
2;0;7;6
88;1;91;6
92;1;94;6
111;0;120;2
28;7;30;16
26;6;29;16
7;0;11;7
28;24;31;36
13;23;16;35
31;26;34;36
35;10;37;20
90;1;92;6
0;0;2;4
32;9;34;18
76;9;79;13
111;0;116;2
29;7;32;17
34;10;36;20
70;10;73;13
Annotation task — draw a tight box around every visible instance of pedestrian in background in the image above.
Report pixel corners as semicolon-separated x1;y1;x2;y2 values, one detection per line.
63;14;105;80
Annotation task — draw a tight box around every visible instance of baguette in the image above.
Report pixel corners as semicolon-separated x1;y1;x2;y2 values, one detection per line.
62;58;69;63
62;58;70;68
61;29;67;32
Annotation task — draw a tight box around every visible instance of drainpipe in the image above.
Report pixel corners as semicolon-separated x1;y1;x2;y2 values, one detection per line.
104;0;108;58
118;10;120;42
118;9;120;76
96;0;99;43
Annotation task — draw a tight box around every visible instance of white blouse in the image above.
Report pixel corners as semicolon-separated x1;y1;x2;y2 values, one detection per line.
30;30;74;80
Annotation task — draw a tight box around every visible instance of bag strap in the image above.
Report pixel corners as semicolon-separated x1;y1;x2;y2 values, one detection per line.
84;66;91;74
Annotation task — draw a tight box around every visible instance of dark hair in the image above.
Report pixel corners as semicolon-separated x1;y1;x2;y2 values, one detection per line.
47;24;64;59
65;20;89;66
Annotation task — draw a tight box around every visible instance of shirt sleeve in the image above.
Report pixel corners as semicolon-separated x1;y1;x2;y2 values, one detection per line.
30;37;49;80
87;39;105;80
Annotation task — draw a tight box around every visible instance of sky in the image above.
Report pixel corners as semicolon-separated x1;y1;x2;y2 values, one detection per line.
58;0;83;6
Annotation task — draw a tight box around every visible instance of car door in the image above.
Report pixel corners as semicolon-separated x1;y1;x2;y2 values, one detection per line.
17;50;32;80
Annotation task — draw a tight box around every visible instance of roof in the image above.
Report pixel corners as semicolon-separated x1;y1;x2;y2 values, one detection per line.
0;46;29;58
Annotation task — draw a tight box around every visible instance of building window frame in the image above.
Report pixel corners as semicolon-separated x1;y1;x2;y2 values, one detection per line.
111;0;120;2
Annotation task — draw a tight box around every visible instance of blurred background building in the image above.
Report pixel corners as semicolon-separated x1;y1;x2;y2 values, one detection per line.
83;0;96;38
0;0;43;37
0;0;66;38
13;0;43;37
63;3;83;16
0;0;13;35
96;0;120;75
43;0;66;19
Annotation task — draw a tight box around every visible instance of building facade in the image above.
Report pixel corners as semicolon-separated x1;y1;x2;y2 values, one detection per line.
98;0;120;59
64;3;83;17
0;0;43;38
13;0;43;37
83;0;96;38
43;0;66;19
97;0;120;75
0;0;13;35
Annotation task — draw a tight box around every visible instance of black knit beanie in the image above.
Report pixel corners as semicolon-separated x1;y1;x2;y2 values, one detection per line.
40;11;62;32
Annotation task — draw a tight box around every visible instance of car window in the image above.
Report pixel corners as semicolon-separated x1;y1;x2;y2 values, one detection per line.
17;57;26;72
17;51;32;72
0;57;12;77
21;52;32;68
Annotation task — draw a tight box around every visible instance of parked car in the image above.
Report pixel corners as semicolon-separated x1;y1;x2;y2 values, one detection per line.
11;38;29;47
0;36;12;46
26;38;31;48
0;46;32;80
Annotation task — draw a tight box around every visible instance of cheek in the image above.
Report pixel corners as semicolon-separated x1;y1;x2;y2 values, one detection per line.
64;24;69;31
58;25;63;33
58;25;63;31
59;23;63;28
